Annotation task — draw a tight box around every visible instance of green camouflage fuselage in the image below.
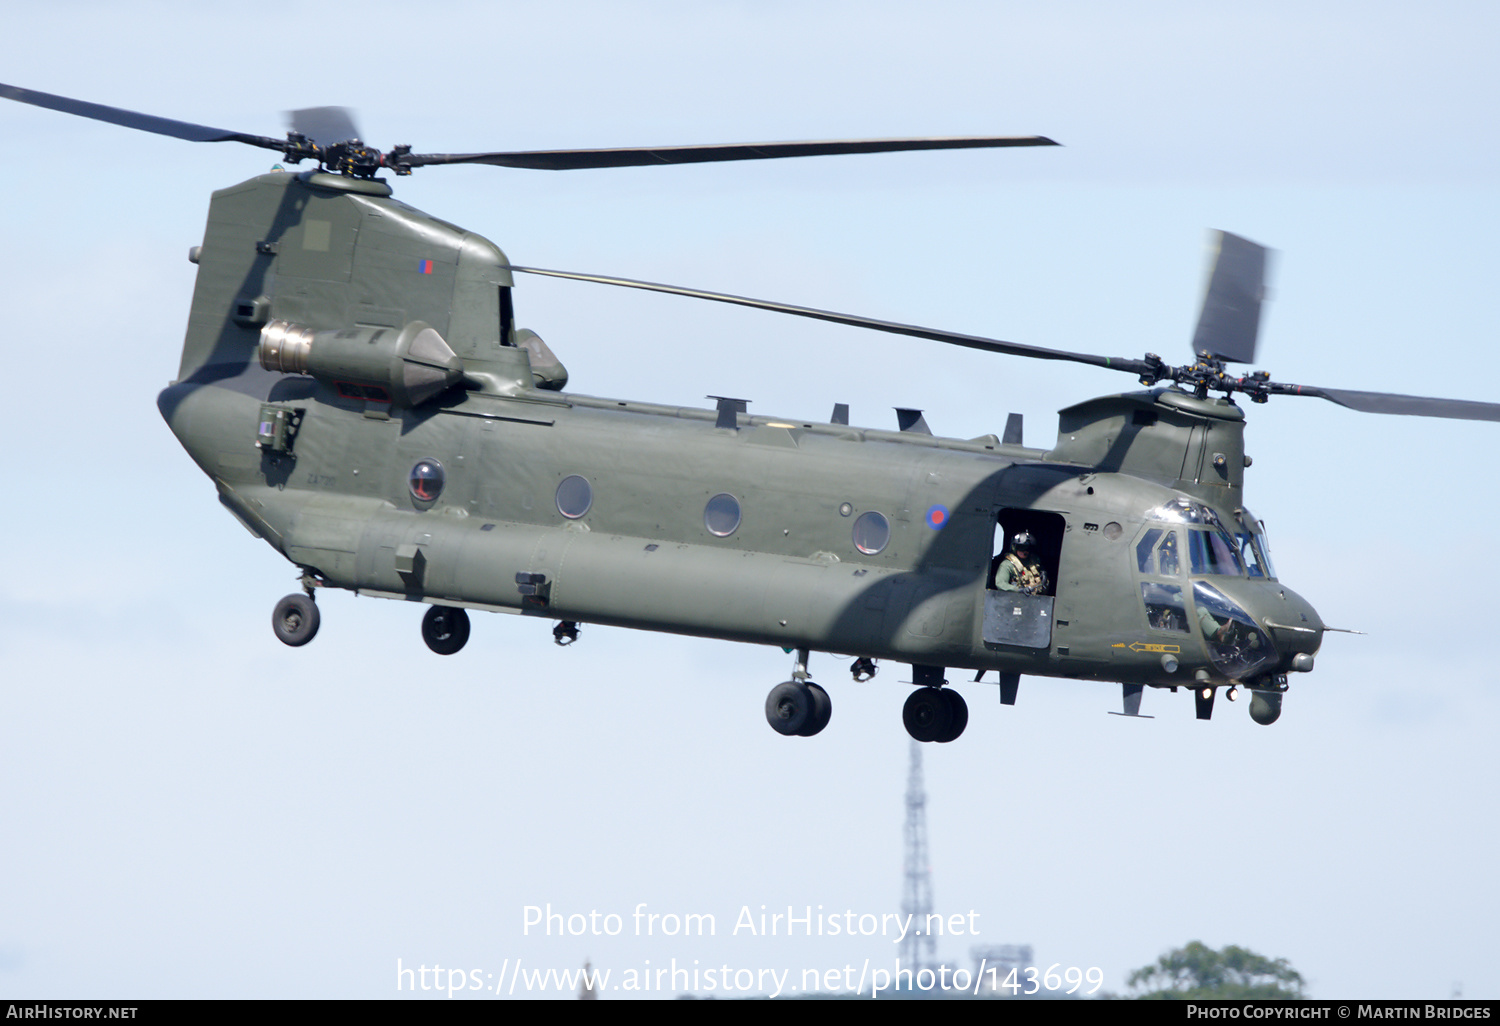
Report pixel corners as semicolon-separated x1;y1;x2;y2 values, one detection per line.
158;171;1322;688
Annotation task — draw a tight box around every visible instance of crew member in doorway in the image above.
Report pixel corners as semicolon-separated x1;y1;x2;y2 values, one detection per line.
996;531;1050;595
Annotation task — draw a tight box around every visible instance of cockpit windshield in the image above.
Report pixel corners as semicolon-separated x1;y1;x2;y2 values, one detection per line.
1188;528;1244;576
1146;500;1276;579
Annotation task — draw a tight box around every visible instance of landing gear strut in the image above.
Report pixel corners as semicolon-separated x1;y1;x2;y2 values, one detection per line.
422;605;471;655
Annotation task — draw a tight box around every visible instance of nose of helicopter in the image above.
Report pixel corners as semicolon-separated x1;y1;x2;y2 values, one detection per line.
1211;577;1325;670
1260;583;1325;665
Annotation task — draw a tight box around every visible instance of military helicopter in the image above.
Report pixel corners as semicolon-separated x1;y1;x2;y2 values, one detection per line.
7;82;1499;743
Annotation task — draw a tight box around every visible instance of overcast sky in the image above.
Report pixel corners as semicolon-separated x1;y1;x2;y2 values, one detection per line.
2;0;1497;1000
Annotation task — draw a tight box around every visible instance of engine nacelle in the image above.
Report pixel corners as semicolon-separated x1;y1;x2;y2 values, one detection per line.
259;319;465;407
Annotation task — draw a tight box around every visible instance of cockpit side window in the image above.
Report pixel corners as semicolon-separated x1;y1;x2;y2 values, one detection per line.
1236;532;1274;578
1157;531;1180;576
1254;532;1276;579
1136;528;1181;576
1136;529;1162;573
1136;526;1186;631
1141;582;1189;633
1234;510;1277;580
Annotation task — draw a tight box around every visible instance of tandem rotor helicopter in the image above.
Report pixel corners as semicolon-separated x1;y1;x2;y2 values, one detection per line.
8;82;1499;742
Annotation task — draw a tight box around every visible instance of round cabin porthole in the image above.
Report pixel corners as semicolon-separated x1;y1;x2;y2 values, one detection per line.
409;459;445;503
704;493;741;537
853;511;891;554
556;475;593;519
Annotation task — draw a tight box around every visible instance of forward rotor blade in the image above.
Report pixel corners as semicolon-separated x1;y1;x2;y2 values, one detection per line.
513;265;1500;423
1288;385;1500;422
1192;230;1270;364
405;135;1058;171
0;81;283;150
507;265;1142;373
287;106;361;147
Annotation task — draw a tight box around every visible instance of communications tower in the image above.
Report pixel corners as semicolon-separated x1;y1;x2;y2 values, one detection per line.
899;739;936;974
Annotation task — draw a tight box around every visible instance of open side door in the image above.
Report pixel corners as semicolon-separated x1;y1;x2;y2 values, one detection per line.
982;509;1065;649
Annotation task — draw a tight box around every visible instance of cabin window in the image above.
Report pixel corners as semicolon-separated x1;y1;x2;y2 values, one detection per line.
852;511;890;555
704;493;741;537
409;459;445;503
555;475;593;519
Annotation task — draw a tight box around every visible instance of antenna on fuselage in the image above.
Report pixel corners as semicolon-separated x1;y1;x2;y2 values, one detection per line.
1003;413;1023;446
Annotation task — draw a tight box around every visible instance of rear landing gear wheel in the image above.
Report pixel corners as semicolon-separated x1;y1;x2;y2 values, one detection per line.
272;593;320;647
935;688;968;743
766;681;815;736
903;688;953;743
422;605;470;655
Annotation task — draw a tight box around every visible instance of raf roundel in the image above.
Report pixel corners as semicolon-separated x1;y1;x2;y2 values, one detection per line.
926;504;949;530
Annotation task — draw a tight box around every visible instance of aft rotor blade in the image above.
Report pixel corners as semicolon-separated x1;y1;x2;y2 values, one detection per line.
0;81;283;150
1285;384;1500;422
507;265;1142;372
1192;230;1271;364
404;135;1058;171
287;106;362;147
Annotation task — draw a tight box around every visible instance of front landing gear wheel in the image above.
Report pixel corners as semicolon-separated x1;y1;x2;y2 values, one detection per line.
766;681;814;736
802;682;832;736
422;605;471;655
903;688;952;743
272;593;320;647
